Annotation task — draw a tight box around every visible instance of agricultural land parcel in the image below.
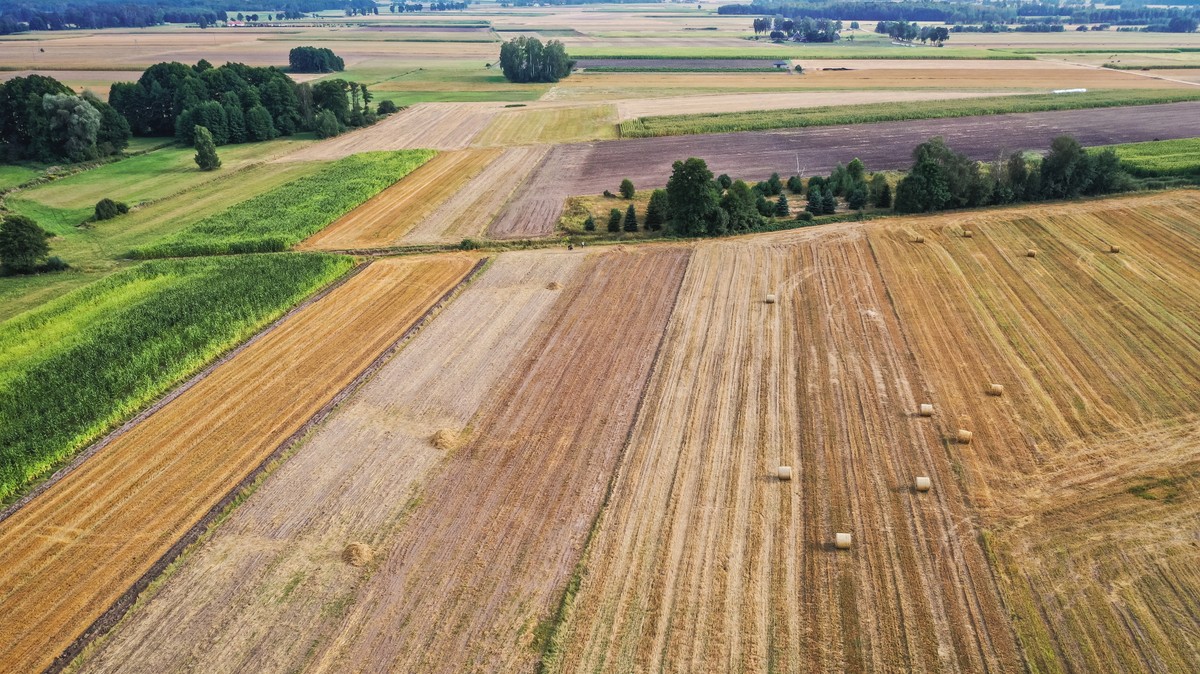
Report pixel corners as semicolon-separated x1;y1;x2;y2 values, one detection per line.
0;255;478;674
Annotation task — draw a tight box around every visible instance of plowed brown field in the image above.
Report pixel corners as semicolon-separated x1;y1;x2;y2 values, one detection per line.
400;145;549;244
870;192;1200;672
78;250;588;674
319;246;689;672
549;229;1022;673
0;255;477;674
299;148;502;250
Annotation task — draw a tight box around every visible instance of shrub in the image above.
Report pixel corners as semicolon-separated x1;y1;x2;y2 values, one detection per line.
847;182;869;210
459;238;482;250
787;175;804;194
602;189;615;198
0;214;51;275
619;178;635;199
94;198;130;221
314;110;341;139
42;256;69;271
869;174;891;207
377;100;399;115
795;210;814;222
717;173;733;190
583;214;596;231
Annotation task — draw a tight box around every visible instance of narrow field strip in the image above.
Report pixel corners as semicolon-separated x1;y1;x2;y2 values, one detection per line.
278;103;501;160
322;247;690;672
0;255;478;674
299;148;502;251
400;145;550;245
78;250;589;674
473;104;618;146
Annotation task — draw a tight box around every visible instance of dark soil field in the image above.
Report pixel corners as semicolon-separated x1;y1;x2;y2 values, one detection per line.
489;101;1200;238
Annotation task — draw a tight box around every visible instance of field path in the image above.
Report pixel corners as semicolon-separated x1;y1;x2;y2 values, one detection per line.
488;101;1200;239
550;230;1021;672
0;255;477;674
316;246;690;672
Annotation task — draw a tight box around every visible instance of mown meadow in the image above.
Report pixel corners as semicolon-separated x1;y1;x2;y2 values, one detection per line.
0;252;353;502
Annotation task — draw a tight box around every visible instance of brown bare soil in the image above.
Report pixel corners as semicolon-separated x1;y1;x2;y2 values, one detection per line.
401;145;549;244
0;256;477;674
318;247;689;673
490;101;1200;238
869;192;1200;672
299;148;502;250
77;251;589;674
279;103;501;161
549;229;1022;673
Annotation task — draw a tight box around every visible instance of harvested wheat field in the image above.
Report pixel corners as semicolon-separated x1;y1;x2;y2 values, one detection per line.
548;229;1022;673
615;89;1012;121
0;255;478;674
473;104;618;146
870;191;1200;672
78;250;588;674
279;103;500;161
300;148;502;251
401;145;550;245
488;143;596;239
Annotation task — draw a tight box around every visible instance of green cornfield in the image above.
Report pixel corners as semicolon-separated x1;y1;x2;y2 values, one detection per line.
131;150;435;259
618;90;1200;138
1102;137;1200;177
0;252;353;502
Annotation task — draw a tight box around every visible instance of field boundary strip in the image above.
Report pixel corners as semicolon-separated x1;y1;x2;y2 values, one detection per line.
42;256;489;674
0;261;367;524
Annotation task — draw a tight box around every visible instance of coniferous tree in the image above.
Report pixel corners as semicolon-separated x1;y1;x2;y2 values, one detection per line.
623;204;638;232
193;125;220;171
607;208;622;232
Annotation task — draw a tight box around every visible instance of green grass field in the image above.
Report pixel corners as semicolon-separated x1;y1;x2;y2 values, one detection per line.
0;165;39;192
0;252;353;502
8;135;315;231
1102;137;1200;177
568;45;1034;60
132;150;435;258
619;89;1200;137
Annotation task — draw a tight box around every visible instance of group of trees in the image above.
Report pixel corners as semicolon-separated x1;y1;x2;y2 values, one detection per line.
0;1;346;34
498;37;574;84
289;46;344;73
876;20;949;45
0;75;129;162
752;16;841;42
894;136;1130;214
109;56;377;147
389;2;469;10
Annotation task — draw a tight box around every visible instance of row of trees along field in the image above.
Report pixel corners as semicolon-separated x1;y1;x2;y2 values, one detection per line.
109;59;379;146
646;134;1131;237
0;75;130;162
876;20;949;44
751;16;842;42
0;0;343;34
498;37;574;84
288;46;344;73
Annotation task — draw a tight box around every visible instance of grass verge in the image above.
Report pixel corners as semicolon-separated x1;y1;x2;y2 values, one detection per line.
618;89;1200;138
0;252;354;502
131;150;435;258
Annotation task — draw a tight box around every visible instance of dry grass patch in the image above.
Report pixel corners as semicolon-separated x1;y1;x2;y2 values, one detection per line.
474;104;618;146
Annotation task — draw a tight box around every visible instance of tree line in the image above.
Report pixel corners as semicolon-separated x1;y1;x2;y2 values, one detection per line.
289;46;344;73
875;21;949;44
0;1;344;34
109;56;381;147
0;74;130;162
752;16;841;42
601;134;1132;239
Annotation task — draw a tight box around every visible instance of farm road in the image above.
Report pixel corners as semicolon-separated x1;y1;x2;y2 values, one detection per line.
489;101;1200;238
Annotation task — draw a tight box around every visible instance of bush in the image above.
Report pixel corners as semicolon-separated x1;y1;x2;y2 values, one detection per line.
787;175;804;194
94;198;130;221
377;100;399;115
795;210;814;222
602;189;615;198
847;182;869;210
42;256;69;272
583;214;596;232
869;174;891;208
717;173;733;190
620;178;635;199
459;238;482;250
314;110;341;139
0;213;51;275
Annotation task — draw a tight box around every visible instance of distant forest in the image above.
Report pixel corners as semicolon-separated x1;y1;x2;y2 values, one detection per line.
718;2;1199;29
0;1;345;34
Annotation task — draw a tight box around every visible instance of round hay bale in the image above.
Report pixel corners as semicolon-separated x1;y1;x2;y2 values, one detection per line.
915;476;931;492
918;403;934;417
962;229;973;238
342;542;373;567
913;234;925;243
764;294;777;304
957;429;973;444
1109;245;1120;254
1026;249;1037;258
835;533;852;550
988;383;1004;396
546;281;562;290
777;466;793;481
431;428;459;450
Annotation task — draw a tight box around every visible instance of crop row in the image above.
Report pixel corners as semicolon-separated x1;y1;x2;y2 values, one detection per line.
0;252;352;502
130;150;435;258
618;89;1200;138
1103;137;1200;177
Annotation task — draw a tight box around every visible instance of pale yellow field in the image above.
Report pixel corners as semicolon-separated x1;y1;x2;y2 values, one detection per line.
473;104;617;145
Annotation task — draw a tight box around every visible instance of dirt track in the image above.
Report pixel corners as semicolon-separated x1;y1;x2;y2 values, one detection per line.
0;256;476;674
488;101;1200;238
